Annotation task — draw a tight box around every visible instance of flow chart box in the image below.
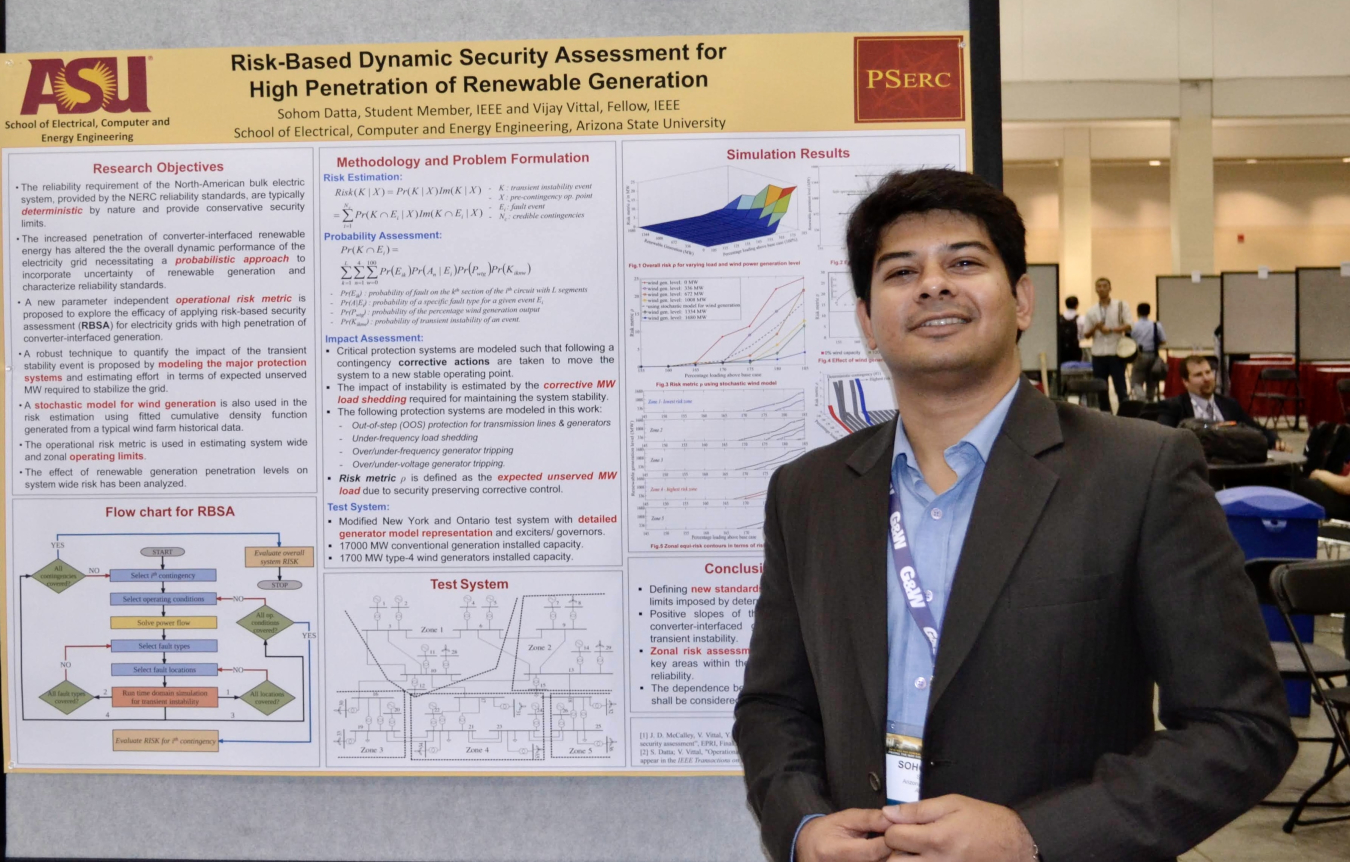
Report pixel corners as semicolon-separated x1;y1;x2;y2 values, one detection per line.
110;616;218;630
112;729;220;752
112;687;219;708
245;546;314;568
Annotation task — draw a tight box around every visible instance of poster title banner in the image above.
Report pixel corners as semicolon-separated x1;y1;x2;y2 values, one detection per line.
3;32;968;145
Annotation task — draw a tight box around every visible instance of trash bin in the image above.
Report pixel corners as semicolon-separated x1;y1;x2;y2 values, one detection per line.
1217;487;1325;717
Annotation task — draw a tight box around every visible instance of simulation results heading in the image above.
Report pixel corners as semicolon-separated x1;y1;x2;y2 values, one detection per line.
232;43;730;101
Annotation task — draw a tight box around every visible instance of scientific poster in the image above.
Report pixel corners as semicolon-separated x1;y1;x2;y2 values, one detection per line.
2;31;970;773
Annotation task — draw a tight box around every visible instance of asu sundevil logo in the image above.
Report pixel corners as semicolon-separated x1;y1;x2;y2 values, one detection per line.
20;57;150;115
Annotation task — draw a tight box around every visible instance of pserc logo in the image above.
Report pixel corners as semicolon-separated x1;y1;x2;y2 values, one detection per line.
20;56;150;115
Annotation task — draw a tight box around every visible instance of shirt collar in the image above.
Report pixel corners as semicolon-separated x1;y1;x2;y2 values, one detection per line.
892;380;1019;492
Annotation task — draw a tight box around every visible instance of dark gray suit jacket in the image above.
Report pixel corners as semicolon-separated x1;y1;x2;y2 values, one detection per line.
733;381;1295;862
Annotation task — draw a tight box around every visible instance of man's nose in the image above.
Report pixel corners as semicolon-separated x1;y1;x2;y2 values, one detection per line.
917;265;954;299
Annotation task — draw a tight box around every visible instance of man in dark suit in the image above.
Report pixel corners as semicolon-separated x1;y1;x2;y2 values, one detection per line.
1155;354;1286;450
733;169;1295;862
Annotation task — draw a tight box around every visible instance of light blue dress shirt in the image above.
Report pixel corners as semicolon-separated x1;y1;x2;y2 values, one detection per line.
792;382;1017;856
885;381;1017;741
1130;318;1167;352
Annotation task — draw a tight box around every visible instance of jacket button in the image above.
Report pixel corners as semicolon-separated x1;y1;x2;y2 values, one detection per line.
868;771;881;792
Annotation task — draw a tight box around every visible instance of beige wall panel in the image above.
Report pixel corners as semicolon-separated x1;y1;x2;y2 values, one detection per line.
1018;0;1180;82
1216;228;1350;271
1093;229;1174;309
1093;164;1172;229
1213;0;1350;79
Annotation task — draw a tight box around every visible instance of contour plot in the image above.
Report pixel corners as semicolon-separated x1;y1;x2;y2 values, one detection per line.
632;165;802;253
635;276;806;369
326;573;623;768
630;389;806;548
822;372;897;438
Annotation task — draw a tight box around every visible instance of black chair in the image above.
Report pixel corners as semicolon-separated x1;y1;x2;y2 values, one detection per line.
1338;378;1350;424
1116;399;1146;419
1250;366;1305;431
1269;560;1350;831
1245;559;1350;691
1064;377;1108;411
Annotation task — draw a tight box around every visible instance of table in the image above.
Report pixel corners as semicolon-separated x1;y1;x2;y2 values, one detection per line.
1305;366;1350;427
1206;450;1305;491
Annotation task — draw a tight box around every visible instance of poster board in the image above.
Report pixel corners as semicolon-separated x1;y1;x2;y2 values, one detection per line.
1296;267;1350;361
1156;275;1220;351
2;1;996;856
1020;263;1058;371
1221;271;1296;356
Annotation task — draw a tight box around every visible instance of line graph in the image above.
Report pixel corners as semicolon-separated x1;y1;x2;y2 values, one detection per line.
630;389;805;544
827;271;860;339
636;276;806;369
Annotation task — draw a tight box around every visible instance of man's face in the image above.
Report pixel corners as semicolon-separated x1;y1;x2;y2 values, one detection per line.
856;210;1032;381
1095;280;1111;302
1184;361;1216;398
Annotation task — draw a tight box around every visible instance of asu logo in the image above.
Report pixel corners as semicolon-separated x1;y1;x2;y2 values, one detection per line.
20;57;150;115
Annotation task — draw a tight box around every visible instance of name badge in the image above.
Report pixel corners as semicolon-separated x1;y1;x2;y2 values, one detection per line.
885;732;922;804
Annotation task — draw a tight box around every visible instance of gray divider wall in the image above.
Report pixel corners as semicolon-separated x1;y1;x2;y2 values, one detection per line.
1022;264;1059;370
1221;271;1296;355
1157;275;1221;351
1297;267;1350;361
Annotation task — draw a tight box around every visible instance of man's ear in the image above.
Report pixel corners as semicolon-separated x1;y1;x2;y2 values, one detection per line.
855;297;878;351
1014;273;1034;334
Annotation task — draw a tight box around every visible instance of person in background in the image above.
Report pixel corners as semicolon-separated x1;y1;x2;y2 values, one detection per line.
1130;302;1167;401
1057;295;1083;366
1156;355;1289;451
1294;466;1350;522
1080;277;1132;412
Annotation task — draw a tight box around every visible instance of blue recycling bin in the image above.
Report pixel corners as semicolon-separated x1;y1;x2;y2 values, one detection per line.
1217;487;1325;717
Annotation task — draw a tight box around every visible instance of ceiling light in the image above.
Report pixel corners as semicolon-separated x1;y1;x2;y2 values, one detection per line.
1148;160;1161;166
1343;156;1350;163
1246;158;1258;164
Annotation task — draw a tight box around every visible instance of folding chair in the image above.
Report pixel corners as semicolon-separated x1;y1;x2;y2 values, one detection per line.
1249;366;1305;431
1247;558;1350;689
1270;559;1350;831
1063;377;1108;411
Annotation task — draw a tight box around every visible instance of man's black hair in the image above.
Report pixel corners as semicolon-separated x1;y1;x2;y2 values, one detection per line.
1137;302;1152;316
1065;295;1079;310
846;168;1026;310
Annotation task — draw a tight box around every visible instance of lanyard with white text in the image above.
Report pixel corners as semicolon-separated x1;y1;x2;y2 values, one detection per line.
889;483;940;663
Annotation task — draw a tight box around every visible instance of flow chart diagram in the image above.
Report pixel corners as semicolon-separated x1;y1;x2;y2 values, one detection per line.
9;498;320;768
324;570;623;769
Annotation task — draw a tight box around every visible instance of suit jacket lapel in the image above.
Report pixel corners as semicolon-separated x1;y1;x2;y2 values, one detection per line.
928;382;1063;713
844;421;895;742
